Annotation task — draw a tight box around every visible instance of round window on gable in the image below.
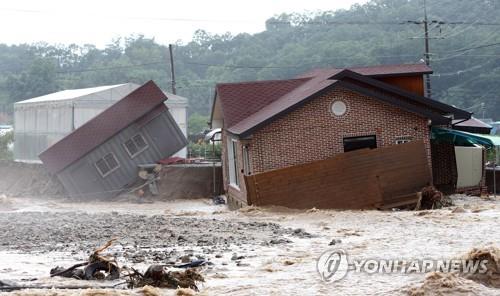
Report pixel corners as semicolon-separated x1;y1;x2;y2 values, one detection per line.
331;100;347;117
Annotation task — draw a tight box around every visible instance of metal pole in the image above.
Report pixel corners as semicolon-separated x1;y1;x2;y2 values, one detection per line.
494;147;497;197
212;139;216;196
423;0;432;98
168;44;177;95
71;102;75;131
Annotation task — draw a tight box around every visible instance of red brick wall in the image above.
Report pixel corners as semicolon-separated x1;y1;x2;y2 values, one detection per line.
431;142;457;194
250;87;432;173
223;86;433;205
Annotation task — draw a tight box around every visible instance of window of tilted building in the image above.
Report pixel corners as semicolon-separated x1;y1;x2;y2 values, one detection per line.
124;133;149;158
95;153;120;177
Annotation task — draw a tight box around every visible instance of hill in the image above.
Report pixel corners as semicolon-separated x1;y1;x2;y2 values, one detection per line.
0;0;499;126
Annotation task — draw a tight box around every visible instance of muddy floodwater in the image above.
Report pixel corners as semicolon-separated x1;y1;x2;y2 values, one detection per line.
0;195;499;295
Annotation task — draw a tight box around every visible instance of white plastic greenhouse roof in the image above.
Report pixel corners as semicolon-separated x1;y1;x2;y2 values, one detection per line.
15;84;129;104
164;92;188;105
15;82;188;106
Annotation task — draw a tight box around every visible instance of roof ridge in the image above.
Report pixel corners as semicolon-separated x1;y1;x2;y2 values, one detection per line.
217;77;311;87
347;63;425;70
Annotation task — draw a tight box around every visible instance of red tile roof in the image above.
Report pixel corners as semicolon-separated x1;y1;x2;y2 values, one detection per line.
216;78;311;128
39;81;168;174
228;70;337;136
214;63;468;137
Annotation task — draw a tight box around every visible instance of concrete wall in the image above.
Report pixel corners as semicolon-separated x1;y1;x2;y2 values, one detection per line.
158;164;222;200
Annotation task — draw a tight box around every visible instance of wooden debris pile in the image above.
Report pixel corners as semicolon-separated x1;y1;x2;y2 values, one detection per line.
417;186;453;210
49;238;205;291
50;238;120;280
124;265;204;291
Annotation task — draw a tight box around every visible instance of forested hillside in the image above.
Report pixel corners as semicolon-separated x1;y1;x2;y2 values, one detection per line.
1;0;499;129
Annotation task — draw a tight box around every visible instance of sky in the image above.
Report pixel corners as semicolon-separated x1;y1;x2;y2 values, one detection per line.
0;0;368;48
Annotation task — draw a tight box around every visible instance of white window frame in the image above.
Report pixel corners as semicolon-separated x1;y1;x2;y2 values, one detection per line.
395;136;413;145
227;138;240;188
95;152;120;178
123;133;149;158
242;145;251;175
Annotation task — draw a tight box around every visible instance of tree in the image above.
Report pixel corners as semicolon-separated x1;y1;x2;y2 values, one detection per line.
6;58;58;102
188;113;209;136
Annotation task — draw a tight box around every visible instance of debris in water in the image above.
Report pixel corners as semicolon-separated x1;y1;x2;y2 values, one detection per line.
419;186;453;209
125;265;204;291
174;260;208;269
51;238;120;280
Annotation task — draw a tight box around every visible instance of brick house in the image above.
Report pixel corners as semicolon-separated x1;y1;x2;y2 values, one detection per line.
210;64;471;207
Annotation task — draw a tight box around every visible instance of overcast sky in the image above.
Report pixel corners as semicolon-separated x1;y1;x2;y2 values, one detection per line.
0;0;368;48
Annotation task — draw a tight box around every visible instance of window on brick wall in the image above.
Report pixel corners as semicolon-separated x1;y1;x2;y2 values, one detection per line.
395;136;413;145
242;145;251;175
343;135;377;152
227;138;240;187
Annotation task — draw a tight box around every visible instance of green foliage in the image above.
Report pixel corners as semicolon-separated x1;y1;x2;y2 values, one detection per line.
0;0;499;119
188;141;221;159
0;131;13;160
188;113;209;135
6;58;59;102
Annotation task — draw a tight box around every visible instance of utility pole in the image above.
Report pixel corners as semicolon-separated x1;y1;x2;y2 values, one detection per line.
407;0;444;98
423;0;432;98
168;44;177;95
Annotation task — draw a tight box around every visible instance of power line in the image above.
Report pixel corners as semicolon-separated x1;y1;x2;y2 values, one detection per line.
55;61;165;74
52;53;423;74
452;41;500;53
431;58;497;77
431;31;500;62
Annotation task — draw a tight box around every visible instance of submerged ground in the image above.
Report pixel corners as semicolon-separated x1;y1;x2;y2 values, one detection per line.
0;194;498;295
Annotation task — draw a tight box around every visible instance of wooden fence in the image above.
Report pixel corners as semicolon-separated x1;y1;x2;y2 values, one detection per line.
244;141;431;209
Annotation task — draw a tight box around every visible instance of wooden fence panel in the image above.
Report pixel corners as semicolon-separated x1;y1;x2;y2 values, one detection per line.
244;141;431;209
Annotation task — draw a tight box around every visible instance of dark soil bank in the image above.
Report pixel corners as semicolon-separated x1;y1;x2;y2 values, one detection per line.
0;211;292;262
